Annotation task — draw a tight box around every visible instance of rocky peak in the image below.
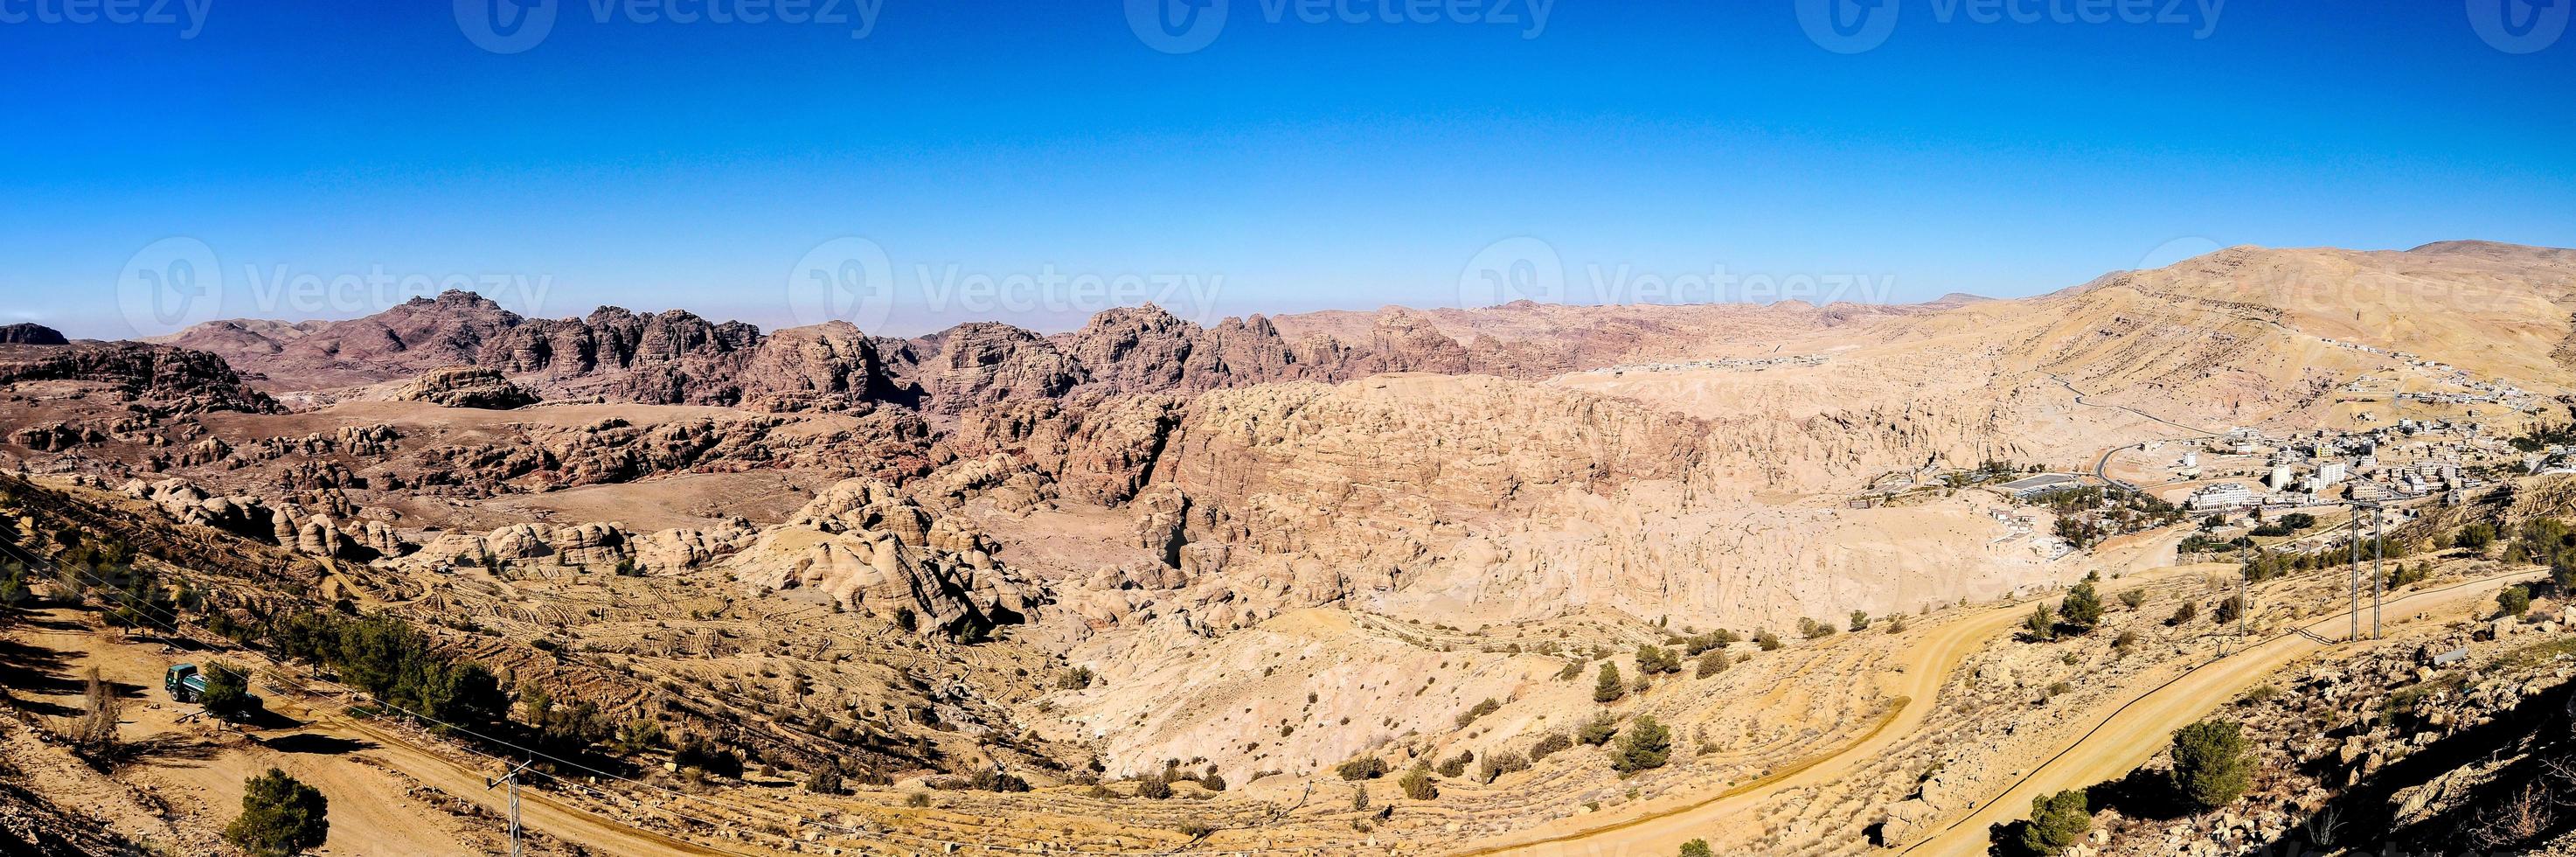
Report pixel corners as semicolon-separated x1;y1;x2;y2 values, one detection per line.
915;322;1085;414
0;324;67;345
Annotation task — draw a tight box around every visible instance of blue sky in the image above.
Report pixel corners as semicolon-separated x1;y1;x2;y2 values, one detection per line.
3;0;2572;338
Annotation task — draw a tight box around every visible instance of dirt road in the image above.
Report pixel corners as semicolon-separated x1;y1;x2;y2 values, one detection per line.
8;609;760;857
1900;570;2538;857
1450;557;2211;857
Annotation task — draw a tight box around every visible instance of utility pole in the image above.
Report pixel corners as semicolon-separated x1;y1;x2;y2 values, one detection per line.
486;760;532;857
2348;510;2362;643
2371;503;2385;639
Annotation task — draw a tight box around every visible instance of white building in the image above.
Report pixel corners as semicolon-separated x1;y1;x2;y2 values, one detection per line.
2189;483;2258;512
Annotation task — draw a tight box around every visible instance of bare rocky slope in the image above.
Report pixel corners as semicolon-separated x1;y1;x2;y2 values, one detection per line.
9;240;2576;854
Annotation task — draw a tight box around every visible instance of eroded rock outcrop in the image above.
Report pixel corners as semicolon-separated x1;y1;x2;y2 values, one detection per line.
0;342;278;415
395;366;539;409
724;478;1038;635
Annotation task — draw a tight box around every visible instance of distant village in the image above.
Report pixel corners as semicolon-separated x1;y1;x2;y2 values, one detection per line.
1582;354;1830;376
2173;419;2509;513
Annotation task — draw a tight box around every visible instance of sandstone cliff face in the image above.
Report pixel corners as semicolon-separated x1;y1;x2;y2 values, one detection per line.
909;323;1086;415
1017;375;1721;634
734;322;918;413
0;342;278;416
119;477;408;561
393;366;538;409
406;516;759;574
724;478;1038;636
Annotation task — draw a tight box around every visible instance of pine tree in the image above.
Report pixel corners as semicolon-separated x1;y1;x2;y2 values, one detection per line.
1594;662;1626;703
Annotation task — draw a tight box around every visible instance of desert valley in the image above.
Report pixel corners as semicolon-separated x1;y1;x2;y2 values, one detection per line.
6;240;2576;856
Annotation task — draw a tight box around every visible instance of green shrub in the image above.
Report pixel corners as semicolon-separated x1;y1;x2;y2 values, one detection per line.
1475;750;1529;784
1435;750;1473;778
1694;649;1728;678
2057;582;2103;633
805;762;844;795
2499;585;2532;618
1577;711;1619;746
2454;522;2496;550
1335;756;1389;781
1529;731;1573;760
1679;840;1713;857
1635;645;1681;675
2013;789;2089;855
1455;697;1502;729
224;768;328;857
2212;595;2243;626
1607;714;1670;775
198;661;262;723
1399;763;1438;800
2022;604;2056;642
2168;719;2252;810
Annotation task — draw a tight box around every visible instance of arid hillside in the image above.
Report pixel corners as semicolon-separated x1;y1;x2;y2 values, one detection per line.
7;240;2576;856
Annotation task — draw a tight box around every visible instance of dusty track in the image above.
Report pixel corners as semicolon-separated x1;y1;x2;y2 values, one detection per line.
1900;569;2538;856
10;607;760;857
1449;558;2207;857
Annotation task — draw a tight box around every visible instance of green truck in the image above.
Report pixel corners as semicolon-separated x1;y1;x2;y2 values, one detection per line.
164;663;209;702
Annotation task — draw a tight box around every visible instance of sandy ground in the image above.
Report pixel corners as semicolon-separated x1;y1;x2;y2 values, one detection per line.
5;607;761;857
1449;543;2209;857
1899;568;2543;857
